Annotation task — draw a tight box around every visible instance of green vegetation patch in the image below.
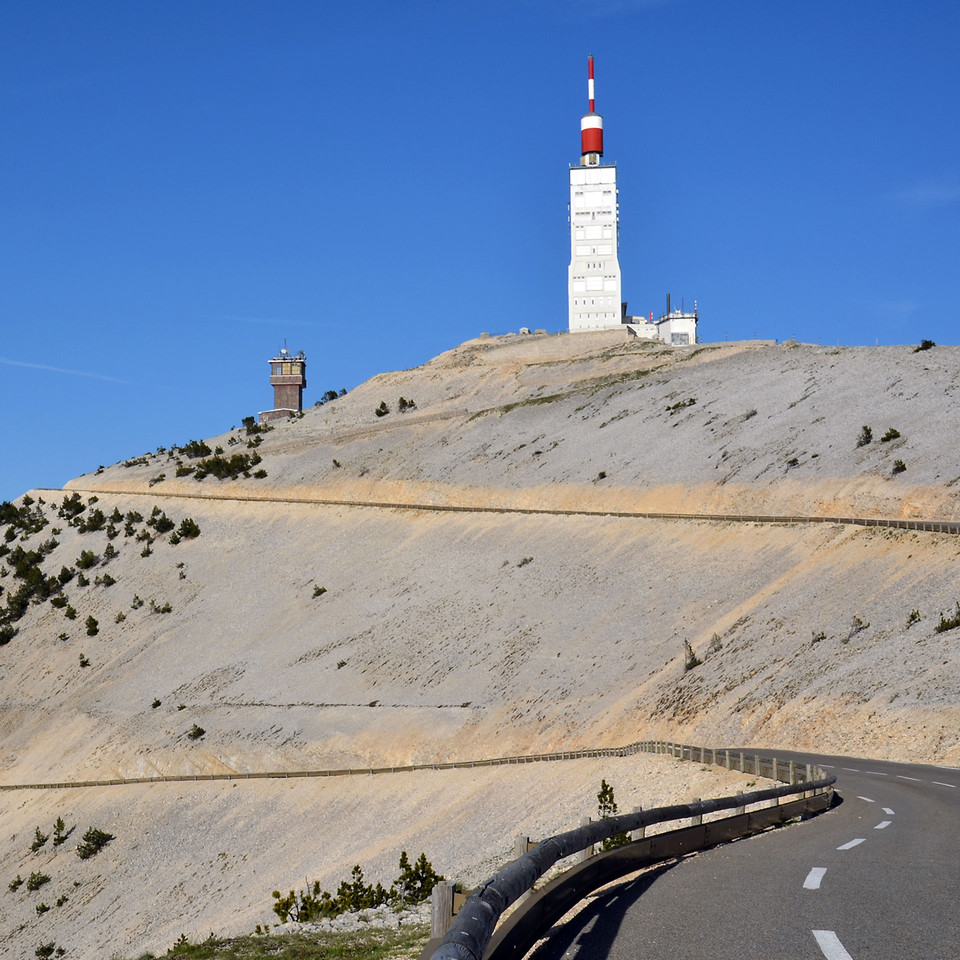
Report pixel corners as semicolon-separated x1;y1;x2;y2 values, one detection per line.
192;452;264;481
119;923;430;960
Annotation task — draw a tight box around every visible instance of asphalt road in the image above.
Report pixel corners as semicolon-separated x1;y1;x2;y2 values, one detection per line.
528;751;960;960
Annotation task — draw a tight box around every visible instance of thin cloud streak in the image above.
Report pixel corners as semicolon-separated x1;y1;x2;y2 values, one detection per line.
0;357;134;385
890;181;960;209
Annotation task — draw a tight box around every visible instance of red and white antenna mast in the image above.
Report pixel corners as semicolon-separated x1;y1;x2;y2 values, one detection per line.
580;54;603;159
588;53;595;112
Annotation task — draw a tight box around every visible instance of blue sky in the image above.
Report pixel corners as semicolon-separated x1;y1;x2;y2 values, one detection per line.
2;0;958;501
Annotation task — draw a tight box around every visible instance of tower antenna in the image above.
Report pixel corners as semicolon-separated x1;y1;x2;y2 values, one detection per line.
588;53;595;113
580;55;603;158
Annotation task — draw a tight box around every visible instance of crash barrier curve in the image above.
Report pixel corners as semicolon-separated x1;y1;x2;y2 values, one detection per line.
423;741;836;960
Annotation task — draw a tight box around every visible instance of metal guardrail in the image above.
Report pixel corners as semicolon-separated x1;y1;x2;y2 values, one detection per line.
0;745;645;792
51;487;960;536
0;740;812;793
424;741;836;960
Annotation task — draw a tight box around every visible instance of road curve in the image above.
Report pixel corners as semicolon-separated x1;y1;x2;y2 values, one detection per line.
527;752;960;960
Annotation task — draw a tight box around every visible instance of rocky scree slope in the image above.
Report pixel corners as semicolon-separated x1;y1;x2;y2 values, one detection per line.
1;332;958;788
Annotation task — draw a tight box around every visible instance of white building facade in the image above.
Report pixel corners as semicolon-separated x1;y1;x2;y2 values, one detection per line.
568;163;623;331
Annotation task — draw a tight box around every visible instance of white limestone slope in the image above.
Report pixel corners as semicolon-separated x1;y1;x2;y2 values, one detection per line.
2;331;959;958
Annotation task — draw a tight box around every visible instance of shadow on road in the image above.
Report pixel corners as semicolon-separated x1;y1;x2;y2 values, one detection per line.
525;859;683;960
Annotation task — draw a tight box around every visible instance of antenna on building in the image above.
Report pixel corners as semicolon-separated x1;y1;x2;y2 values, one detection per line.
588;53;595;113
580;54;603;161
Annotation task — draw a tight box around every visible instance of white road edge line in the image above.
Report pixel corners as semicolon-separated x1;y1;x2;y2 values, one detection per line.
856;796;875;803
813;929;855;960
882;807;895;815
803;867;827;890
837;838;865;850
875;820;892;829
897;775;922;781
933;781;956;788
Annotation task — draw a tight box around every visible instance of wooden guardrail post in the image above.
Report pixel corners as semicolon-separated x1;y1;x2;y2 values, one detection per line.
735;791;745;815
431;881;456;939
513;835;528;860
579;817;594;861
724;749;731;770
631;805;645;841
691;799;702;826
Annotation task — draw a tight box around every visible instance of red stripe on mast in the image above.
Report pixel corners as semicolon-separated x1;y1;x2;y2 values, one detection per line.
588;54;595;113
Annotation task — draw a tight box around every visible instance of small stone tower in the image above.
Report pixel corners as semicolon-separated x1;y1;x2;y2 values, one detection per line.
260;346;307;424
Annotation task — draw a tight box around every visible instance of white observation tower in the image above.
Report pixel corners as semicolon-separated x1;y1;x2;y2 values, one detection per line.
568;55;623;332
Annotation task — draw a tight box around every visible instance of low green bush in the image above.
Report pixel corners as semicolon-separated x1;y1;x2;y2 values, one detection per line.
35;942;66;958
936;603;960;633
177;518;200;539
76;827;114;859
26;871;50;891
271;851;443;923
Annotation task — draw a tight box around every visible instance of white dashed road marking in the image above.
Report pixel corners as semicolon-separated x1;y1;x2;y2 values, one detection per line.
856;796;874;803
813;929;855;960
897;775;921;782
837;838;865;850
882;807;895;815
933;781;956;788
874;820;892;830
803;867;827;890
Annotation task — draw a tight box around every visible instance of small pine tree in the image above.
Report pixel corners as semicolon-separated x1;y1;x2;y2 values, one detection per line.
597;779;630;850
30;827;49;852
393;851;444;903
53;817;67;846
